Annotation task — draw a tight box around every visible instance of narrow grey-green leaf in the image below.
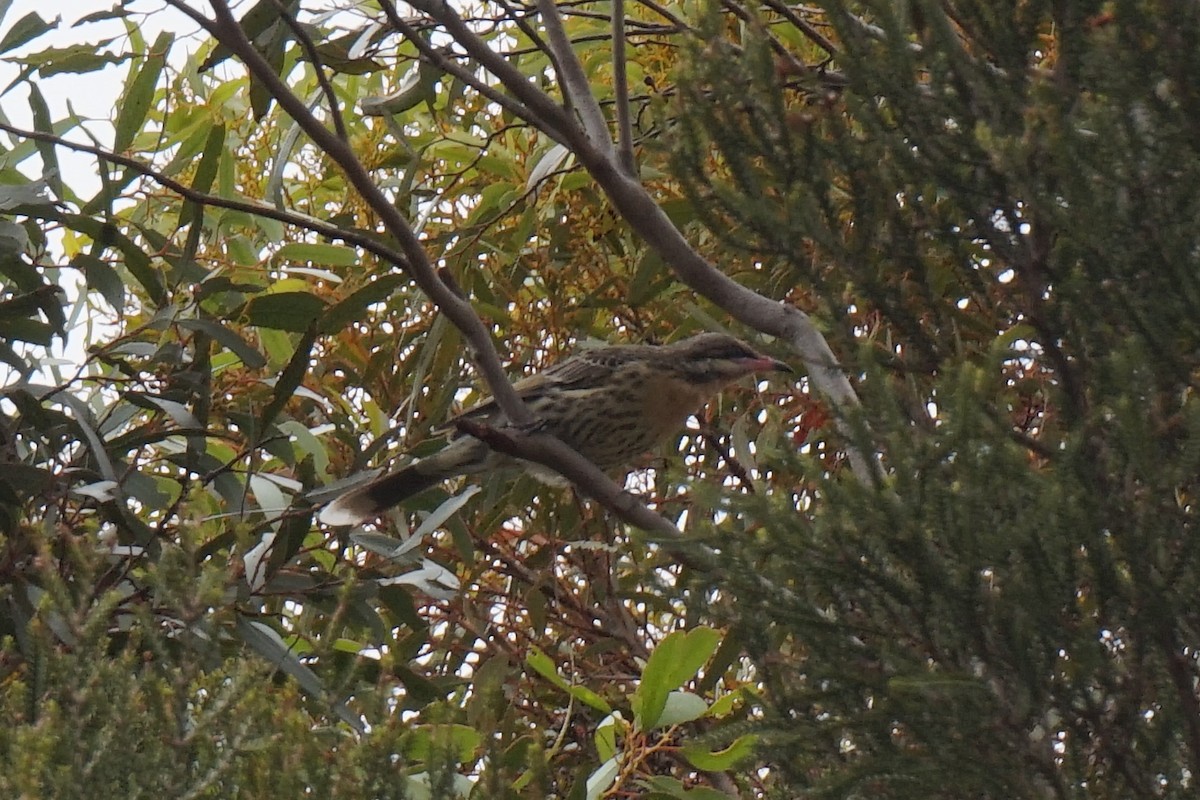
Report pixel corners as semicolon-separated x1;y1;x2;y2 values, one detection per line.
320;273;404;333
276;241;362;267
236;616;326;699
14;41;124;76
179;123;225;235
0;11;57;55
412;485;480;539
73;253;124;310
113;30;171;153
127;392;202;429
0;180;50;212
56;393;117;482
258;325;317;429
178;317;267;369
25;84;60;197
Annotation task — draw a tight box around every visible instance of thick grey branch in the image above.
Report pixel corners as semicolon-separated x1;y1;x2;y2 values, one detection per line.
611;0;637;175
535;0;613;147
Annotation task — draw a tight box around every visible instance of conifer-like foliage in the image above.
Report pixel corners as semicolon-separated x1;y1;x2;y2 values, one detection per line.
0;1;1196;797
671;3;1200;796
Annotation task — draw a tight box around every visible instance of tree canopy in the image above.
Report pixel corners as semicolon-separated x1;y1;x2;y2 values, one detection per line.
1;1;1197;798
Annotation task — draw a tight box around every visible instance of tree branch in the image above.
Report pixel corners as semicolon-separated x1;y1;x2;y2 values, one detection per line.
452;416;821;628
396;0;882;485
759;0;838;57
611;0;637;175
565;147;880;483
376;5;565;144
179;0;536;427
453;419;705;560
535;0;613;146
0;122;411;269
403;0;581;143
269;0;348;141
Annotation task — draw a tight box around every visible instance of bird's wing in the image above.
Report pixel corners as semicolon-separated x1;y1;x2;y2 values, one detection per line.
446;350;622;426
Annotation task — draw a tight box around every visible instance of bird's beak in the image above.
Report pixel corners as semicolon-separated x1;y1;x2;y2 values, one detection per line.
745;356;794;374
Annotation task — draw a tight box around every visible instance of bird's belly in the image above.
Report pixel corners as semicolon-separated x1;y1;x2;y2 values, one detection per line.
549;375;700;469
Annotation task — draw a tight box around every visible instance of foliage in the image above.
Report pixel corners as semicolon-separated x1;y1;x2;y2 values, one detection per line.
0;531;416;799
0;0;1197;798
670;1;1200;797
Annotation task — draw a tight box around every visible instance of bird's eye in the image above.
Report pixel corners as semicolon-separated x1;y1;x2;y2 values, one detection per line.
717;345;756;360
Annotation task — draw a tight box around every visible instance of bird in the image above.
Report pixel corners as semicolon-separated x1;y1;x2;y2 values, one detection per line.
318;332;792;526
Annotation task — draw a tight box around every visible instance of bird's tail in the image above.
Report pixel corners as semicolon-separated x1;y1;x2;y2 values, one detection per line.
319;438;489;526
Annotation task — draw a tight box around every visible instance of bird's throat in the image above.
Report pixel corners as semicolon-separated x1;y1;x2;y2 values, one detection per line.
639;373;710;441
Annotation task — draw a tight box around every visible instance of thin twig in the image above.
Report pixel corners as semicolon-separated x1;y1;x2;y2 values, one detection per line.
377;4;561;143
760;0;838;56
269;0;348;141
0;122;411;269
403;0;578;142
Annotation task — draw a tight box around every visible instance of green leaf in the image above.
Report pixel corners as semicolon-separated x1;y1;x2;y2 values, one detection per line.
55;392;117;482
179;123;226;233
351;530;414;559
320;274;405;332
0;179;51;211
113;31;171;153
125;392;202;428
680;733;757;771
585;757;620;800
13;41;124;76
114;231;165;306
52;207;165;306
236;616;328;700
525;648;612;713
594;715;619;761
703;689;744;719
26;84;60;197
653;691;709;728
248;20;287;120
244;291;325;332
199;0;299;72
360;59;442;116
73;253;124;310
402;723;482;763
76;7;130;25
177;317;266;369
411;485;480;539
633;627;722;730
258;325;317;429
0;11;57;55
0;315;54;345
276;241;362;267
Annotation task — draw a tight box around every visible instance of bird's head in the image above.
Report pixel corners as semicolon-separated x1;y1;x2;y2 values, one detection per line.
665;332;793;386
